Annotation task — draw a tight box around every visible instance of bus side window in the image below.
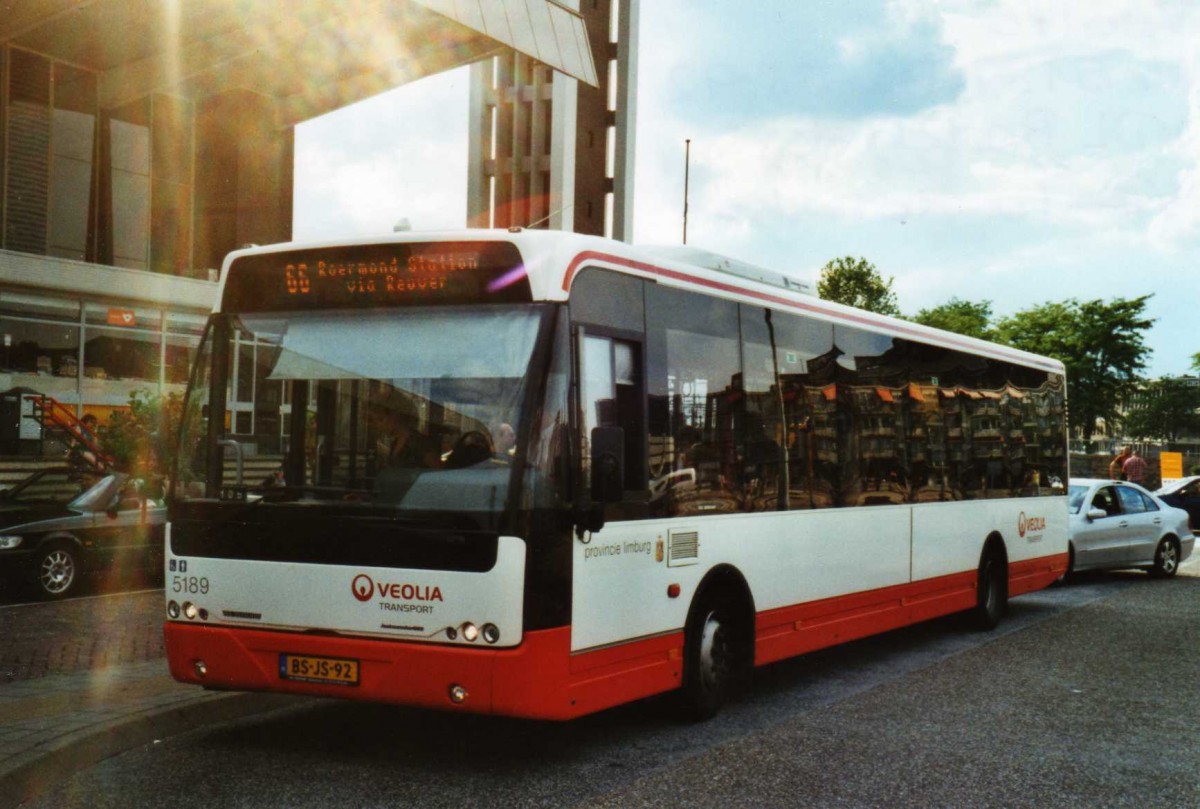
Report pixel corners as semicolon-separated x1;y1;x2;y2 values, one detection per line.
580;332;646;501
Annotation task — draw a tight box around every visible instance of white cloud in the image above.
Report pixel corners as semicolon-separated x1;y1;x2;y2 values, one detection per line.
635;0;1200;254
293;68;470;241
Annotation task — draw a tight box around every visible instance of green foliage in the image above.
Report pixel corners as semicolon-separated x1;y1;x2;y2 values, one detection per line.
1122;378;1200;443
102;390;185;477
816;257;900;316
912;298;994;340
992;296;1153;440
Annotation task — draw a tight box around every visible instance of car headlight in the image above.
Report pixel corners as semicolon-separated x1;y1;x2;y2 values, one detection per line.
0;535;23;550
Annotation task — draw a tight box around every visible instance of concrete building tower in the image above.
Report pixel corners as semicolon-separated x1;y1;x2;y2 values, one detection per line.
467;0;638;241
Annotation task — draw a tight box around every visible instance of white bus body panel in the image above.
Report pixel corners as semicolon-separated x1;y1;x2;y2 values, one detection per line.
166;528;527;647
911;498;1065;580
571;499;1066;654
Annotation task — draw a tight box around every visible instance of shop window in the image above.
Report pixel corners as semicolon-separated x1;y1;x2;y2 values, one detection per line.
164;313;206;389
0;317;80;377
81;305;162;412
83;326;159;384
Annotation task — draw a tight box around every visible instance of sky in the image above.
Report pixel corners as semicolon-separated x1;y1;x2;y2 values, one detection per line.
293;0;1200;378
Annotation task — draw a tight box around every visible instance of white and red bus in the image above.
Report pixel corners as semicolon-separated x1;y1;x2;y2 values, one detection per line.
165;230;1069;720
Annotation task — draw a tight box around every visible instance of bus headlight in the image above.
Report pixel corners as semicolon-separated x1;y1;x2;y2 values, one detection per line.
0;535;23;549
167;601;181;619
461;622;479;642
482;623;500;644
183;602;199;620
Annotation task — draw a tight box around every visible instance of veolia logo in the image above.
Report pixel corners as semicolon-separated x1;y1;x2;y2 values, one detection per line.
352;574;374;602
350;573;445;603
1018;512;1046;538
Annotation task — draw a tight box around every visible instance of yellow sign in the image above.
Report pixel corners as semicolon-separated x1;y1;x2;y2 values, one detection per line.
1160;451;1183;485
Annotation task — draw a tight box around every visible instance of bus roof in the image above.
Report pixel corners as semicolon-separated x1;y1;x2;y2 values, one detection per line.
217;229;1066;376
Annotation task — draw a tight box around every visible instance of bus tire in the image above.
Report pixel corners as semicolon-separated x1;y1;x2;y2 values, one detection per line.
971;545;1007;631
679;585;750;721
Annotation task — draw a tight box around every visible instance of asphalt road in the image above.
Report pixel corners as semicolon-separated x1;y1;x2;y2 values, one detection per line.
18;566;1200;809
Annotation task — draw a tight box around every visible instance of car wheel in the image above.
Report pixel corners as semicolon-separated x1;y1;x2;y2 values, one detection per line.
1149;538;1179;579
679;588;748;721
971;548;1007;630
32;541;79;600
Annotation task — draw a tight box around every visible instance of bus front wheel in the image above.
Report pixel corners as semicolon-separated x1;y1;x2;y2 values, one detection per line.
679;587;749;721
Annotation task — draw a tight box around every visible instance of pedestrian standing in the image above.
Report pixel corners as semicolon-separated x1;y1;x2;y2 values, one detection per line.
1109;446;1131;480
1122;449;1146;484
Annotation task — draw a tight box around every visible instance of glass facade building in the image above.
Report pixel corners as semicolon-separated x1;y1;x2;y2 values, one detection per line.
0;46;213;452
0;1;604;458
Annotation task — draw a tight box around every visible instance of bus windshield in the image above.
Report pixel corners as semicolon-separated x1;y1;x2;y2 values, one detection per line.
175;304;551;521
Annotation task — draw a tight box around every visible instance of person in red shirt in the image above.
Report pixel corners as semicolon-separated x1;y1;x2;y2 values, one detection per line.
1122;449;1146;484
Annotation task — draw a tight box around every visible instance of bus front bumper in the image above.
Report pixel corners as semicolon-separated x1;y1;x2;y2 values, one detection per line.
164;621;683;720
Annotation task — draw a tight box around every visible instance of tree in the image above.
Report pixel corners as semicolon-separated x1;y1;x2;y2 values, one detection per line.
992;296;1153;442
912;298;994;340
102;390;185;479
816;257;900;315
1122;377;1200;444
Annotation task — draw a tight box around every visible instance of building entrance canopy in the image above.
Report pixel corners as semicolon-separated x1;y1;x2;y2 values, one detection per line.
2;0;597;126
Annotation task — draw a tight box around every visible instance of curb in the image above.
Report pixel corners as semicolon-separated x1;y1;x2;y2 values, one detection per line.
0;691;299;809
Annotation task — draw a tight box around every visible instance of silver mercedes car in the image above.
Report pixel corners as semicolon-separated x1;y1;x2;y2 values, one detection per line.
1067;478;1194;578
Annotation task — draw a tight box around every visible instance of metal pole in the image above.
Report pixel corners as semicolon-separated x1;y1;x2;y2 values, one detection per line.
683;138;691;244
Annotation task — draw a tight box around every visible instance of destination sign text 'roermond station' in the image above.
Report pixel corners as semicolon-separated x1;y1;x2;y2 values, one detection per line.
221;241;531;312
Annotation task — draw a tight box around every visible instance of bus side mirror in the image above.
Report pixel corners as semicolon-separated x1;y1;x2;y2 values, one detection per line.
590;426;625;504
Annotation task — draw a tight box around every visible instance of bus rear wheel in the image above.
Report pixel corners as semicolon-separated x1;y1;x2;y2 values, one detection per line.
971;548;1007;631
679;588;749;721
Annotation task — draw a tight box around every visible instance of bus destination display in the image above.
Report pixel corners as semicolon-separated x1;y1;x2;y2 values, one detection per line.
222;241;531;312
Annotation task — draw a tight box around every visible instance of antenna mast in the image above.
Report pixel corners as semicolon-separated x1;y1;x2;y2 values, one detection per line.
683;138;691;244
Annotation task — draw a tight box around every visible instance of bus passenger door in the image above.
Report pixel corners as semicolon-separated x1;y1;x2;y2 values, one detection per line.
578;329;646;521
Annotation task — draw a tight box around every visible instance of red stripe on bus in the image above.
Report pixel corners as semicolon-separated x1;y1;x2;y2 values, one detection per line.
560;250;1063;373
164;553;1067;720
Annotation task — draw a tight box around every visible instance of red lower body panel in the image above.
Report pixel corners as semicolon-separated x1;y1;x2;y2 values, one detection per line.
165;552;1067;720
164;622;683;721
755;553;1067;667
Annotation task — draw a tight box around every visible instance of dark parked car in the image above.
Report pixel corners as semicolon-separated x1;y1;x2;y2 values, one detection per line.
1155;476;1200;530
0;469;164;599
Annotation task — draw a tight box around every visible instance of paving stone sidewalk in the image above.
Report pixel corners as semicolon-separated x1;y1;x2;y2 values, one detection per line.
0;590;295;809
1;590;165;684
